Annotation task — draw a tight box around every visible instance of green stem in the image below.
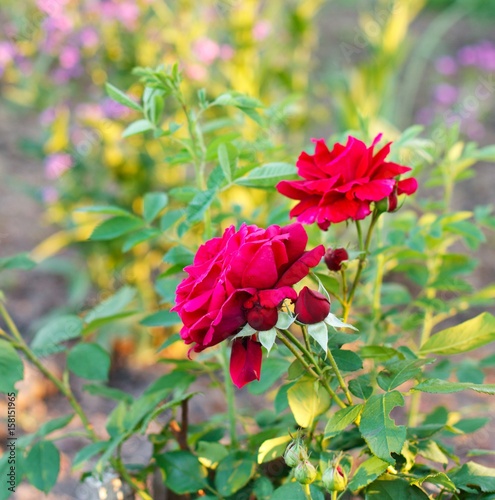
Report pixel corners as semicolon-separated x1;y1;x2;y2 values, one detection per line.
0;302;97;441
326;349;353;405
303;483;313;500
343;212;379;322
331;492;338;500
408;309;435;427
279;329;346;409
113;457;153;500
220;343;238;448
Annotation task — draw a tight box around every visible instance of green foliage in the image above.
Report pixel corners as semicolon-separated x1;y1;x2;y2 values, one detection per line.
0;340;24;393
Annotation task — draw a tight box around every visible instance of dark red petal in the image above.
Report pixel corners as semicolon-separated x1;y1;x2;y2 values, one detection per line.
230;337;262;388
276;245;325;287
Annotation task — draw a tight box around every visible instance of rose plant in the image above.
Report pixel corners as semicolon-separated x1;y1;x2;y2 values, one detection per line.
2;63;495;500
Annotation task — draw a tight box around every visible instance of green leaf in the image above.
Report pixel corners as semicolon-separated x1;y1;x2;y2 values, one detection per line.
360;346;400;361
105;83;142;111
0;340;24;393
90;216;144;241
72;441;108;469
186;189;216;224
307;322;328;353
25;441;60;493
160;209;185;231
143;192;169;223
196;441;229;468
450;462;495;492
34;414;73;439
366;477;429;498
85;286;136;324
214;451;256;496
288;376;331;428
248;357;289;395
217;143;237;183
257;435;292;464
76;205;133;216
156;450;207;494
359;392;406;464
163;245;194;266
324;404;363;439
253;477;274;500
420;313;495;355
377;359;432;391
30;315;83;357
67;343;110;381
83;384;133;403
122;228;160;252
416;440;450;464
413;472;457;492
140;310;180;327
331;349;363;372
236;162;298;189
348;456;389;492
122;119;154;137
0;253;36;271
349;375;373;400
413;379;495;395
157;333;181;352
271;483;324;500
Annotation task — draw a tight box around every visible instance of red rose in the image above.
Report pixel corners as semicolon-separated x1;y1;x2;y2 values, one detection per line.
276;134;418;230
294;286;330;324
324;247;349;272
172;223;325;387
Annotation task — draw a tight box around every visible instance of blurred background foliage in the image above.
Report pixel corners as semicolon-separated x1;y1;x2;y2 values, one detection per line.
1;0;495;362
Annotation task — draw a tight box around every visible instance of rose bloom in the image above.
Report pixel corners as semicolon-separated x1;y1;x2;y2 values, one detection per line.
172;223;324;387
276;134;418;230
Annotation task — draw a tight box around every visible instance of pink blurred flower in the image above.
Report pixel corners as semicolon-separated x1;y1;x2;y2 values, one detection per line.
42;187;59;204
0;42;15;75
457;45;477;66
193;37;220;64
435;56;457;76
184;63;207;81
117;2;140;30
75;103;104;121
80;27;99;49
39;107;57;126
59;46;80;69
101;98;129;119
253;20;272;41
433;83;458;106
44;153;74;179
219;44;234;60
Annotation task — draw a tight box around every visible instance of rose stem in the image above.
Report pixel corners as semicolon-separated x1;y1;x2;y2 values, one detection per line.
343;211;380;322
326;348;353;405
0;301;97;442
303;484;313;500
220;343;238;448
279;329;346;409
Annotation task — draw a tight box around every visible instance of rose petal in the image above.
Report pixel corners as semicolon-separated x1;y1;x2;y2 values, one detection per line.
230;337;262;388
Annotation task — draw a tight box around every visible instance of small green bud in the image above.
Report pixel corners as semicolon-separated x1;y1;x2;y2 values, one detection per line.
283;440;308;468
322;465;347;492
294;460;317;485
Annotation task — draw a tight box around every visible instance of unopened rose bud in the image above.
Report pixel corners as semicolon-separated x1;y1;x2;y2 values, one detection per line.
283;439;308;468
322;465;347;492
294;287;330;324
294;460;317;484
324;248;349;272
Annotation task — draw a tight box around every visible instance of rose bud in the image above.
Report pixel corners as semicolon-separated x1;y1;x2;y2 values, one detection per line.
322;465;347;492
324;247;349;272
294;287;330;325
294;460;317;485
284;439;308;468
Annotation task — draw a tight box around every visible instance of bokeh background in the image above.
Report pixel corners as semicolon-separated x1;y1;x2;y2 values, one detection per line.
1;0;495;497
